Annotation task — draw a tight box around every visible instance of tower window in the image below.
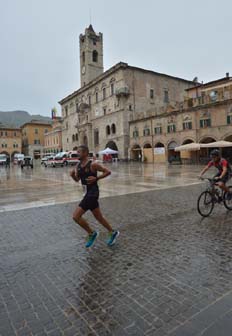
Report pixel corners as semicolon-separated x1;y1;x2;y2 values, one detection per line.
82;51;85;64
96;92;98;103
92;50;98;62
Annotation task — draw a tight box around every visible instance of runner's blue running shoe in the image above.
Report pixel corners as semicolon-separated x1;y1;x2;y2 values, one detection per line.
107;231;120;246
85;231;98;248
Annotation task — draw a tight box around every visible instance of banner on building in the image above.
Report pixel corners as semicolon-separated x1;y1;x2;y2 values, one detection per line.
154;147;165;155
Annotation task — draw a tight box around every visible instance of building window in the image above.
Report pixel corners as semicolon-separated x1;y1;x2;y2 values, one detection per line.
154;127;162;135
88;95;91;106
103;87;106;100
0;131;3;136
183;122;192;130
111;124;116;134
65;106;68;117
34;139;40;145
82;51;85;64
72;134;75;142
44;129;48;134
210;90;218;102
5;131;7;136
106;125;110;136
103;107;107;115
67;138;69;143
111;83;114;95
150;89;154;99
164;90;169;103
143;127;150;136
129;105;132;111
92;50;98;62
75;133;78;141
133;127;139;138
200;119;211;128
96;92;98;103
94;129;99;146
167;124;176;133
227;115;232;124
14;132;17;136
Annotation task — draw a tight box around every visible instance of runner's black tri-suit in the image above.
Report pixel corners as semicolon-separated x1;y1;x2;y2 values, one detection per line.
77;160;99;211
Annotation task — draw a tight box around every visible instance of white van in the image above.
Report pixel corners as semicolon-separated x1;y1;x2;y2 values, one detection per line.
0;154;7;165
14;153;24;165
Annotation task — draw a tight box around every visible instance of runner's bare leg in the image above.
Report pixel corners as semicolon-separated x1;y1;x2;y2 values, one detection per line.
73;207;93;234
92;207;113;232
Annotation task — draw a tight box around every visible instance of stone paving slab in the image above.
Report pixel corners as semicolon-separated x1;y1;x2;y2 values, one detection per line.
1;184;232;335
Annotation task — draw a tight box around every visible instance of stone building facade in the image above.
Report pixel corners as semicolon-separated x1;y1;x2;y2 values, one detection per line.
59;25;194;159
0;124;22;159
21;121;52;158
129;75;232;163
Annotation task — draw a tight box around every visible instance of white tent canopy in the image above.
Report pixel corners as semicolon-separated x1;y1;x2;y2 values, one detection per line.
175;143;201;152
200;141;232;148
98;147;118;155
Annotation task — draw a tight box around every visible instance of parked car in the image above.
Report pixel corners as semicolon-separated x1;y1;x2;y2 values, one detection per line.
44;156;56;167
14;153;24;165
0;154;7;166
21;156;33;169
41;155;54;165
63;151;80;166
53;152;68;167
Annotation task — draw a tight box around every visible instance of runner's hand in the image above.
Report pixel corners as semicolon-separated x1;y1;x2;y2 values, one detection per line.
86;176;97;184
70;169;75;177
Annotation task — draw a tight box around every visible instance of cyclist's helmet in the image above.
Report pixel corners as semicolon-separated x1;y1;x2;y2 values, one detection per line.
211;149;220;157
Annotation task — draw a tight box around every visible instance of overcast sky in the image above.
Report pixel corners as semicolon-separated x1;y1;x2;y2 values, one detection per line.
0;0;231;117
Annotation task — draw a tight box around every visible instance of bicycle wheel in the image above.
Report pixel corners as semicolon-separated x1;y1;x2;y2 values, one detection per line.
223;185;232;210
197;191;214;217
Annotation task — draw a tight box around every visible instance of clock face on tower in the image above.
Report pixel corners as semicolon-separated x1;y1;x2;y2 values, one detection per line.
82;65;86;75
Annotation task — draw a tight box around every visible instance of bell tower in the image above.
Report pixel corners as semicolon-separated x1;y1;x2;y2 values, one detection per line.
79;25;104;87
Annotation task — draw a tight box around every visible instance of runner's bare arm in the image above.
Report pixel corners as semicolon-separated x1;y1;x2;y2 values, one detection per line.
70;168;80;182
87;162;111;184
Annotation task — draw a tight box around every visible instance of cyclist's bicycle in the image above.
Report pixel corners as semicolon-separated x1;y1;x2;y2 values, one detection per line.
197;177;232;217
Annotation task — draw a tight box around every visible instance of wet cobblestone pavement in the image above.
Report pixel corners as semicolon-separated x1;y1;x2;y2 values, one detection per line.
1;184;232;336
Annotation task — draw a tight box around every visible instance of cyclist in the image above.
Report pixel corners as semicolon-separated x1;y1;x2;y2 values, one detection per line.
199;149;232;198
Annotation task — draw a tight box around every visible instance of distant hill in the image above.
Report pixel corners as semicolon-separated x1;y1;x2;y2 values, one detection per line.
0;110;52;128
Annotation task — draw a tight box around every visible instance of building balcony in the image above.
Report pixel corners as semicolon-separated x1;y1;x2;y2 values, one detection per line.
115;86;130;97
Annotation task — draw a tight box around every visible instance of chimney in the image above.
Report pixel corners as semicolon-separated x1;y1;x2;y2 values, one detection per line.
226;72;230;78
